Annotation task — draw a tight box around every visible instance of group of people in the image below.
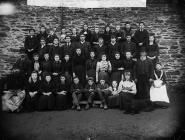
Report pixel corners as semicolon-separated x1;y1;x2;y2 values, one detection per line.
3;22;170;114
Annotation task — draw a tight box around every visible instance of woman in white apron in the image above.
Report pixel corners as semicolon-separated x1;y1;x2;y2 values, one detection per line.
150;62;170;108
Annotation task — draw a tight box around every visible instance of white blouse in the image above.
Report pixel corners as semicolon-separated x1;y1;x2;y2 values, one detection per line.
118;80;137;94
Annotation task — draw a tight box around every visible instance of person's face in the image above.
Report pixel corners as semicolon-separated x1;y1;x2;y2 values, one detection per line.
126;52;132;59
46;75;51;82
116;25;120;31
74;78;79;84
101;55;106;61
40;27;46;33
40;39;46;45
33;55;39;61
29;30;35;36
149;36;154;42
126;36;131;41
139;23;144;30
125;24;131;29
49;30;54;35
76;49;81;55
72;28;77;34
65;37;71;43
90;52;95;58
54;55;60;61
53;38;59;45
61;28;66;34
31;73;37;80
98;38;104;44
111;37;116;42
125;74;131;81
95;27;99;33
84;24;88;30
100;80;105;85
64;55;69;61
88;80;93;86
80;35;85;41
115;53;120;59
44;53;49;60
105;26;110;32
140;55;146;60
112;81;117;88
156;64;162;70
60;76;66;83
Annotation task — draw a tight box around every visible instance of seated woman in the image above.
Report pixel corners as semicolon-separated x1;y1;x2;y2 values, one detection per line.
108;80;120;108
96;54;112;83
38;73;55;111
96;79;111;110
150;62;170;109
52;54;62;84
71;76;83;111
118;70;137;114
24;71;40;111
55;75;68;110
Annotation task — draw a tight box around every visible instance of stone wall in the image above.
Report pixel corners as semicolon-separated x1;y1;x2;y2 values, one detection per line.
0;0;185;86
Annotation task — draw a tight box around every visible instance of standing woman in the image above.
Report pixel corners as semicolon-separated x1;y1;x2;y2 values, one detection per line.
147;34;159;66
96;54;112;83
25;71;40;111
150;62;170;108
55;75;68;110
119;71;137;114
38;73;55;111
103;24;112;46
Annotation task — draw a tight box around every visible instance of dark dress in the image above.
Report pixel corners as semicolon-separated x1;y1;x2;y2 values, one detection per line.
134;58;153;99
108;42;120;60
147;43;159;65
61;59;73;84
24;35;38;59
72;54;86;86
49;45;63;61
41;60;52;76
52;61;62;83
80;29;92;42
55;82;68;110
25;79;40;111
38;81;55;110
86;58;97;80
103;31;112;46
121;41;136;59
93;44;107;60
123;58;135;76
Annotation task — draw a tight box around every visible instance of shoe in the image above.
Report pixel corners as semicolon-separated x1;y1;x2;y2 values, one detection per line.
71;105;76;110
123;111;131;114
131;110;140;115
104;105;108;110
85;104;89;110
100;103;104;109
77;106;81;111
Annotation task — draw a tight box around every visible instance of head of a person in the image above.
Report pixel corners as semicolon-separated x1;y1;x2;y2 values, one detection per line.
65;36;71;43
83;24;88;30
64;54;70;61
33;53;39;61
29;29;35;36
100;79;105;85
72;28;77;34
115;52;120;60
156;62;162;71
49;29;54;35
125;22;131;30
53;38;59;45
101;54;107;61
112;80;118;88
125;51;132;59
54;54;60;62
60;75;66;83
44;53;49;60
40;25;46;33
126;34;132;42
94;26;99;33
139;22;145;30
80;34;85;41
111;35;116;43
149;34;155;43
61;28;66;34
98;37;104;44
73;76;79;84
31;71;38;80
124;71;132;81
105;25;110;32
140;51;147;60
116;25;121;31
45;74;51;82
90;51;95;59
88;77;94;86
40;38;46;45
76;48;81;55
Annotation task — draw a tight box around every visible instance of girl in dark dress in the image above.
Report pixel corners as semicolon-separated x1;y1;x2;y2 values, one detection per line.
40;53;52;77
147;34;159;65
110;52;124;83
103;25;112;46
72;48;86;86
25;71;40;111
55;75;68;110
52;54;62;84
38;73;55;110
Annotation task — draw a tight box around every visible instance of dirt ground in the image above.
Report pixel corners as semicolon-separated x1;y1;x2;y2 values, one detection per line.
1;87;185;140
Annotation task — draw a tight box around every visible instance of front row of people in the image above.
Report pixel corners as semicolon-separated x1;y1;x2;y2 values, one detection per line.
22;61;169;114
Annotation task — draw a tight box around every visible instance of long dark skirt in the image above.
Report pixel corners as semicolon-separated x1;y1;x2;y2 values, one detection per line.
87;69;96;80
74;65;86;86
38;94;55;110
136;74;150;99
98;71;109;83
55;94;67;110
24;93;40;111
108;94;120;108
119;92;134;111
110;71;122;83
